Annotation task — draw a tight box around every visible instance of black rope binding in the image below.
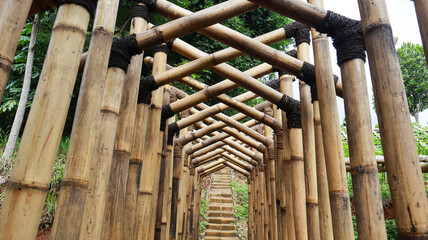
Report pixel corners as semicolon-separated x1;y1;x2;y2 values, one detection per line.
297;61;316;87
55;0;98;18
274;49;298;76
311;85;318;102
134;0;157;10
160;104;174;131
137;75;158;104
316;10;366;65
283;22;311;45
266;78;280;92
277;95;301;129
108;34;142;72
167;122;180;145
131;2;151;21
151;43;170;54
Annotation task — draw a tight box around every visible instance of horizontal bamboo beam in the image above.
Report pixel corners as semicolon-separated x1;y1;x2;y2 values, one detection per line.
224;161;251;177
200;165;227;179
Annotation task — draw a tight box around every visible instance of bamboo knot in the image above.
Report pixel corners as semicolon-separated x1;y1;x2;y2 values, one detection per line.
8;179;50;191
52;24;87;37
291;154;304;161
0;54;13;71
61;178;88;189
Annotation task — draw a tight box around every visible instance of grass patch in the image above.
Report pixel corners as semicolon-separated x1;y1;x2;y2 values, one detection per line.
199;189;208;235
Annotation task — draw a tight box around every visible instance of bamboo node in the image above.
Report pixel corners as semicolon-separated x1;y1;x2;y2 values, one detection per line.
0;54;13;72
61;178;88;189
7;179;50;191
52;24;87;37
291;154;304;161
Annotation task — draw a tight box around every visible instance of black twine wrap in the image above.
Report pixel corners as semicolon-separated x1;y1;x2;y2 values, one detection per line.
274;49;298;76
266;78;280;92
167;122;180;145
131;2;151;21
283;22;311;45
311;85;318;102
152;44;170;54
160;104;174;130
316;10;366;65
277;95;301;129
55;0;98;18
134;0;157;10
297;61;316;87
138;75;158;104
108;34;142;72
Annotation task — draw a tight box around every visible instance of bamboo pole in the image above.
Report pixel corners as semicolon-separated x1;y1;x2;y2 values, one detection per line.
280;75;296;240
414;0;428;66
341;59;387;239
135;0;257;50
298;42;321;240
273;103;285;240
0;4;90;239
0;0;33;104
51;1;121;238
357;0;428;237
224;162;250;177
264;124;278;240
155;1;343;97
134;47;168;240
102;6;147;240
290;127;308;240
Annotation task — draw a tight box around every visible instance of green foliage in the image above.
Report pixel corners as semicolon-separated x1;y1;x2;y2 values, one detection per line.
396;42;428;117
199;189;208;235
230;181;248;221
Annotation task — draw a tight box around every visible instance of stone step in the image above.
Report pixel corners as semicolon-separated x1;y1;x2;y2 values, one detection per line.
210;192;232;198
208;204;234;211
207;217;235;224
204;237;238;240
210;198;233;204
208;211;234;218
205;229;237;237
206;223;236;231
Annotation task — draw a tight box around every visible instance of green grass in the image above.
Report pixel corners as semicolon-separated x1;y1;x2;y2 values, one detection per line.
230;181;248;222
199;189;208;235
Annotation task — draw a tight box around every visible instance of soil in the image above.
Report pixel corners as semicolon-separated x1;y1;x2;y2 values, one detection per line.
36;228;51;240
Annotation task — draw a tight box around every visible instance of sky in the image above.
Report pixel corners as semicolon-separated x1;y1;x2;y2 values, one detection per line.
290;0;426;127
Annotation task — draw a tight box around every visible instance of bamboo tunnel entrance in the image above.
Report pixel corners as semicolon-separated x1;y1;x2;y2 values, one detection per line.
0;0;427;239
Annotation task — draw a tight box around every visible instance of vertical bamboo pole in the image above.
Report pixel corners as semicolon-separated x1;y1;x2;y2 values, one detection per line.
79;66;127;239
265;124;278;240
280;75;296;240
290;127;308;240
51;1;120;238
414;0;428;66
306;2;333;239
341;59;387;239
0;0;33;103
312;101;334;240
358;0;428;237
262;150;272;239
310;7;355;240
273;105;285;240
102;12;148;239
135;47;168;239
0;4;90;239
298;42;320;240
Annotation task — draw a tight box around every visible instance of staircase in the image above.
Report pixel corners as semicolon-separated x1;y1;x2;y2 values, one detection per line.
204;169;238;240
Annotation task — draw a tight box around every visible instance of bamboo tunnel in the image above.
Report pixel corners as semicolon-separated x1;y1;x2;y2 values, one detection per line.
0;3;92;239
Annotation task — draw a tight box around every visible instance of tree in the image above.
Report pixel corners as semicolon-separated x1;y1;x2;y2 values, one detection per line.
0;15;40;177
397;42;428;123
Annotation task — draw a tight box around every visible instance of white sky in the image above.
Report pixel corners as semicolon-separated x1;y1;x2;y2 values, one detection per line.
291;0;426;127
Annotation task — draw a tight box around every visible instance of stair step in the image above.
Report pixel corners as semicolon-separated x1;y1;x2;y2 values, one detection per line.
208;205;234;211
208;211;234;218
204;237;238;240
206;223;236;231
205;229;237;237
210;198;233;203
207;217;235;224
210;193;232;198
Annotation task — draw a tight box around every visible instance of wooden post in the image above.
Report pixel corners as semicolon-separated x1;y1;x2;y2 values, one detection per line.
298;42;321;240
0;3;91;239
264;124;278;240
51;1;121;238
414;0;428;66
358;0;428;237
101;5;147;240
273;104;285;240
134;46;168;239
0;0;33;103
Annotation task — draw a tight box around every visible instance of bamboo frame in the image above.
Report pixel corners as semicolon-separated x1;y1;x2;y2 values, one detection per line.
0;4;90;239
134;48;168;239
52;0;121;237
298;42;321;240
357;0;428;237
155;1;344;97
0;0;34;103
273;102;285;240
264;124;278;240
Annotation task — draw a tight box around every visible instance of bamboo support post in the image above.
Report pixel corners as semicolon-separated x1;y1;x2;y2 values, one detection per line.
298;42;321;240
0;4;91;239
280;75;296;240
264;124;278;240
273;104;285;240
414;0;428;66
289;127;308;240
358;0;428;237
52;1;121;237
0;0;33;104
135;48;168;239
341;58;387;239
